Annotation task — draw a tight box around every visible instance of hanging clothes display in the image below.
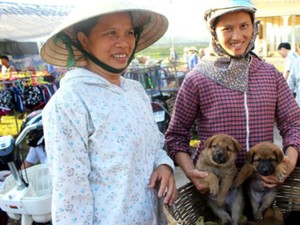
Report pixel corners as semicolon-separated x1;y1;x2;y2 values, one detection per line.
0;73;58;115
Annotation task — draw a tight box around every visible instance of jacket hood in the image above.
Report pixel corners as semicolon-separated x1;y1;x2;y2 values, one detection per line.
60;68;121;88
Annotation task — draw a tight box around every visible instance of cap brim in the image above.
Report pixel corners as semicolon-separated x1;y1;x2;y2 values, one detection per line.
205;6;256;26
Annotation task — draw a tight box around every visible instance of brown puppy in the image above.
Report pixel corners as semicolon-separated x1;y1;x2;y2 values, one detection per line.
244;207;284;225
234;141;287;224
196;134;243;225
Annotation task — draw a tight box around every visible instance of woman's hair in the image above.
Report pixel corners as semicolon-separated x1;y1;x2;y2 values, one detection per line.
212;10;254;29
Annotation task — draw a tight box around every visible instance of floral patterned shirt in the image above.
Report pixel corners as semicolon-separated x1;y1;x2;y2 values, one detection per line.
43;68;174;225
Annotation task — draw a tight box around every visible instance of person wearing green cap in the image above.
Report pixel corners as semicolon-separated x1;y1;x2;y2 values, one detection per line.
40;1;177;224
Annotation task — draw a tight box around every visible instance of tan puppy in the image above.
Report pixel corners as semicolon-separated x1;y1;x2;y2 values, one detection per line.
196;134;243;225
234;141;287;224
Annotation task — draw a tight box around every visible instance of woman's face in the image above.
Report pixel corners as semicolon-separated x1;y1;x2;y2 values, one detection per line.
78;12;136;71
215;11;253;57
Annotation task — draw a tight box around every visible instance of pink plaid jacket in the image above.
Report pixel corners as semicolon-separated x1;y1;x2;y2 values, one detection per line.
165;55;300;167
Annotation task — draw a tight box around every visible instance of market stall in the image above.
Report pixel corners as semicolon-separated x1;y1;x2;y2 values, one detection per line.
0;68;59;135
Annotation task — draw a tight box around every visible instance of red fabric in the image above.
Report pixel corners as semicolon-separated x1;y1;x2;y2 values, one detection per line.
0;209;8;225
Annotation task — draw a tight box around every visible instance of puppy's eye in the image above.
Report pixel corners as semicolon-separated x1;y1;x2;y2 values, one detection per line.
226;147;233;152
254;158;269;163
212;144;218;148
255;158;275;162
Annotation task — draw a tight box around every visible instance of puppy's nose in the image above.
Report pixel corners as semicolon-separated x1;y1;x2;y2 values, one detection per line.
257;160;275;176
216;149;224;157
213;149;226;164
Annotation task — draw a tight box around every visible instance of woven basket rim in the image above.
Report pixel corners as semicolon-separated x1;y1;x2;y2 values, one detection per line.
165;167;300;224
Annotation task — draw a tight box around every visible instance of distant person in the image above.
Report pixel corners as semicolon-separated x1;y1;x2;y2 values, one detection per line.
187;46;198;70
21;144;46;169
278;42;300;102
169;47;179;63
183;47;190;70
199;48;206;60
19;110;47;170
0;55;15;74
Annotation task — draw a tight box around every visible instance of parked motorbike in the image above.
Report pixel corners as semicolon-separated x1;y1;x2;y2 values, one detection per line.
151;94;171;133
0;113;51;225
124;63;178;133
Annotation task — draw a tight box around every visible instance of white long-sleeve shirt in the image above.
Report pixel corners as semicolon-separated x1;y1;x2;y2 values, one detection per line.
42;68;174;225
285;51;300;106
25;145;47;164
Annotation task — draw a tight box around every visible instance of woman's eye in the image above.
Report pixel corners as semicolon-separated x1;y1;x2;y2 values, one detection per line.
223;27;231;32
106;31;116;36
127;30;135;37
241;23;249;29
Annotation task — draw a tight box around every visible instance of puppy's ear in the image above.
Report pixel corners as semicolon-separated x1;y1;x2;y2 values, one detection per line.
246;148;255;163
232;138;242;152
204;135;216;148
274;146;284;163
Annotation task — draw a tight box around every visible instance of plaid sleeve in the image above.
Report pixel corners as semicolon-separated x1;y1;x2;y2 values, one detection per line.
275;70;300;155
165;71;200;160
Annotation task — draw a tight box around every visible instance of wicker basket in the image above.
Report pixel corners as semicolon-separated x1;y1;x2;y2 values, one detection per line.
275;167;300;213
164;167;300;225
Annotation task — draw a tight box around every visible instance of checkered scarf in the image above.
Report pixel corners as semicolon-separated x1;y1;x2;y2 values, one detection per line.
195;17;259;92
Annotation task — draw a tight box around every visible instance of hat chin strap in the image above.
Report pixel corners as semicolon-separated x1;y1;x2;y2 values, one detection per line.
56;31;141;74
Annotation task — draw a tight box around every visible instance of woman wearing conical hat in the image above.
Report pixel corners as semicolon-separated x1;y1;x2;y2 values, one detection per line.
40;1;177;224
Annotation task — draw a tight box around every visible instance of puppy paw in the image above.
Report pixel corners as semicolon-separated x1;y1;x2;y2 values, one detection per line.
276;171;286;182
255;212;263;221
275;163;288;181
222;218;232;225
209;185;219;196
216;195;225;207
232;178;242;188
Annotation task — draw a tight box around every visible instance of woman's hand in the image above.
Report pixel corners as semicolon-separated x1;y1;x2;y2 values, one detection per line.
186;169;210;193
149;164;178;206
262;146;298;188
174;152;209;193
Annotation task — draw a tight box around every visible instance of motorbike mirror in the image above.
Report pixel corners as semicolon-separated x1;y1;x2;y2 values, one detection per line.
0;135;15;164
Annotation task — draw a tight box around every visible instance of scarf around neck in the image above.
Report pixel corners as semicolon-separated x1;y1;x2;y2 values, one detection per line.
195;21;259;93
